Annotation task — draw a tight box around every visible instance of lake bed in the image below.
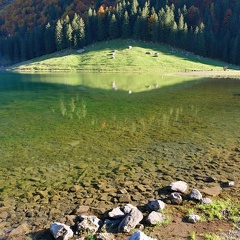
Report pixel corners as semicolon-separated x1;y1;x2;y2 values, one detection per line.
0;72;239;233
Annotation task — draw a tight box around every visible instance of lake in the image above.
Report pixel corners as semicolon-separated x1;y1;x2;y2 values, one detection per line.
0;72;239;231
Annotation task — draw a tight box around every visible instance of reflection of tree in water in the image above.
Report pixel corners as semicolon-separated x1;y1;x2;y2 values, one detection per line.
60;96;87;119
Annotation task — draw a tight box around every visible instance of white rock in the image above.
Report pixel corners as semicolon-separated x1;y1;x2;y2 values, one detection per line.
228;181;235;187
200;198;212;205
188;214;200;223
118;208;143;233
77;215;103;234
147;200;165;211
50;222;73;240
170;192;182;205
108;207;125;219
145;211;166;225
170;181;188;193
123;204;137;214
128;230;157;240
189;189;202;201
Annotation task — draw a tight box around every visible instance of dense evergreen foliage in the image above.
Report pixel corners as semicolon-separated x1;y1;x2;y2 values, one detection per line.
1;0;240;66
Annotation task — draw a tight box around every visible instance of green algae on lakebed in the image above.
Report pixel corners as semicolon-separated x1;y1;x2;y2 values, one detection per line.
0;72;239;232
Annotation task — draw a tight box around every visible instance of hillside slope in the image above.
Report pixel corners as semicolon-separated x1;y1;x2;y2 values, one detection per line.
7;39;240;75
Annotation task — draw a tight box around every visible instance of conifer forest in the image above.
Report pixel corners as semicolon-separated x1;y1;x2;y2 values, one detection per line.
0;0;240;66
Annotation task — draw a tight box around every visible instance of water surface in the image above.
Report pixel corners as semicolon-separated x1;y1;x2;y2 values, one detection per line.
0;72;239;229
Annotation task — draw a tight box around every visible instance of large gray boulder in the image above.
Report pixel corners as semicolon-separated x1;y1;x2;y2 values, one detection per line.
118;207;143;233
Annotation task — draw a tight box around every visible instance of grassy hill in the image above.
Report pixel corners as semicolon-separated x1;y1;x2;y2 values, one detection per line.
7;39;240;75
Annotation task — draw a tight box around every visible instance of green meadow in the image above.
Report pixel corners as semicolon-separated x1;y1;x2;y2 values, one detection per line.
7;39;240;73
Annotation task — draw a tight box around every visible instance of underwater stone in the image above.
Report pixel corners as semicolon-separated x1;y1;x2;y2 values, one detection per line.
201;185;222;196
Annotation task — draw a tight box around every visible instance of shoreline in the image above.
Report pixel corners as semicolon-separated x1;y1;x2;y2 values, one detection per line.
4;67;240;79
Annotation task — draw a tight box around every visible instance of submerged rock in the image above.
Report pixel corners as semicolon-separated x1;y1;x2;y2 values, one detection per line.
9;223;30;237
201;185;222;196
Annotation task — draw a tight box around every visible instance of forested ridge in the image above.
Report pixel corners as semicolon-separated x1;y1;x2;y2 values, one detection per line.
0;0;240;67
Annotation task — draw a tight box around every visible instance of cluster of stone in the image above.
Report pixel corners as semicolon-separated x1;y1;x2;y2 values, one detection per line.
48;180;217;240
49;202;165;239
3;179;229;240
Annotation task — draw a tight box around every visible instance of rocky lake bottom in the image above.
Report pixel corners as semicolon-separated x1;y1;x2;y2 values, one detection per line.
0;73;240;239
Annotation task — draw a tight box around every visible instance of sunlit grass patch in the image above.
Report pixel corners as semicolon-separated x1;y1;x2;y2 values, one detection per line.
8;39;240;73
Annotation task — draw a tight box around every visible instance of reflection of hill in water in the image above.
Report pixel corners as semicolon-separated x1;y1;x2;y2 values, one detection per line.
16;72;199;92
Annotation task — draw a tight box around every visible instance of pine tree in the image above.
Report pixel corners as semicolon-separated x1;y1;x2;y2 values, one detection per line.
20;36;27;61
13;37;20;63
122;11;131;38
86;8;97;43
97;15;106;42
78;18;86;48
178;13;185;48
55;19;63;51
129;0;139;30
44;23;56;54
140;0;150;40
72;13;80;49
34;26;44;57
27;31;35;59
133;16;141;40
151;13;159;42
66;23;73;49
109;13;119;39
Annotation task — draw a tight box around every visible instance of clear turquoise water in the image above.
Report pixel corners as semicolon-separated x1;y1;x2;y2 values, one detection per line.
0;72;240;203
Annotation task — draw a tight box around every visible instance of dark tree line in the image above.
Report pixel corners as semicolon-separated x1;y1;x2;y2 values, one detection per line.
1;0;240;66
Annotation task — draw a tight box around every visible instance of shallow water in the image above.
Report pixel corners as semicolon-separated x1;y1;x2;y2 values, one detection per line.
0;72;239;230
